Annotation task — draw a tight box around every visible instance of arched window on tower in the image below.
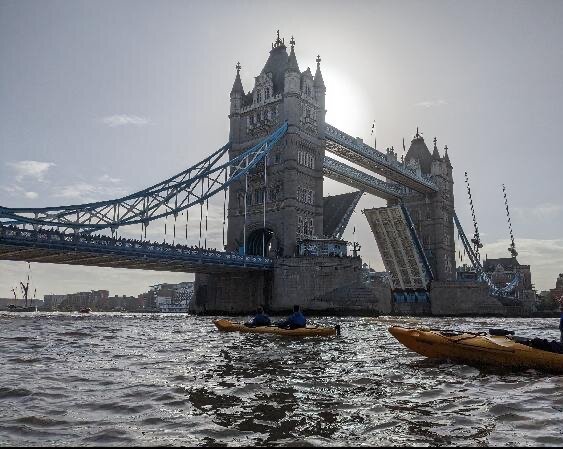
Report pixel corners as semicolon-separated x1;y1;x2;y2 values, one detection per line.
256;90;262;103
265;87;270;100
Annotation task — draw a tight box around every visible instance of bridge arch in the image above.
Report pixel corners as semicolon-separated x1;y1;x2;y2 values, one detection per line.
246;228;276;257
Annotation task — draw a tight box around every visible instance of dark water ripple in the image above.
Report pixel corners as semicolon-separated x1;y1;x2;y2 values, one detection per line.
0;313;562;446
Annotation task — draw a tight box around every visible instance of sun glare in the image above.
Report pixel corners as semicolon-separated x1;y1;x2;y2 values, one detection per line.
323;67;368;139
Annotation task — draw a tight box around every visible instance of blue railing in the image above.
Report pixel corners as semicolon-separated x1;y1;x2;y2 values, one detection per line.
0;225;273;269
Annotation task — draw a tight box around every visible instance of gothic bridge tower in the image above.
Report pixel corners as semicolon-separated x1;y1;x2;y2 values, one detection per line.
392;131;456;282
227;32;326;257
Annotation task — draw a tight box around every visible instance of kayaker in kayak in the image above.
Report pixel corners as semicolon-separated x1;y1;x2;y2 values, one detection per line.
277;305;306;329
244;306;271;327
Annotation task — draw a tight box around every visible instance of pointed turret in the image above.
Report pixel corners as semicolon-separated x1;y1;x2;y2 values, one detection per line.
230;62;244;113
443;145;452;167
286;36;300;73
313;55;326;134
301;67;313;79
314;55;325;90
229;62;243;142
230;62;244;97
432;137;440;159
283;34;300;97
405;127;433;174
262;30;289;96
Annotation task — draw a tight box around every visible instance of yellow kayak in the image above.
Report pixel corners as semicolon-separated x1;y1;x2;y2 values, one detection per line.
389;326;563;373
213;319;339;337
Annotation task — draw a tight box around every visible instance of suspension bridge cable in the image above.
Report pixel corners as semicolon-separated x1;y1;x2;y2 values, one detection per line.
464;171;482;263
0;122;288;231
173;195;178;245
205;175;209;249
503;184;518;258
186;192;190;241
205;197;209;250
263;155;267;257
199;179;203;248
244;156;248;256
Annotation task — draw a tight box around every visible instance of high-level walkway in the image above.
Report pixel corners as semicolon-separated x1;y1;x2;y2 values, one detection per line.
325;123;437;193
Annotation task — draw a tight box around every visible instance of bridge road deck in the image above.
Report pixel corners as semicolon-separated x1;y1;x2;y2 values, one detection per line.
0;227;272;274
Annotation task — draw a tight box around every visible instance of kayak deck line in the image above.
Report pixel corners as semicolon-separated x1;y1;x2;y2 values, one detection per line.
213;319;339;337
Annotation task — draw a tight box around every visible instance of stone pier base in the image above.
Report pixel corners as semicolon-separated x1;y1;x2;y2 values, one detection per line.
190;271;270;315
191;256;391;315
270;256;389;314
190;264;535;317
430;281;506;316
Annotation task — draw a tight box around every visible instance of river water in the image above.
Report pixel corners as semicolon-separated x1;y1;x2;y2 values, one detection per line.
1;312;562;447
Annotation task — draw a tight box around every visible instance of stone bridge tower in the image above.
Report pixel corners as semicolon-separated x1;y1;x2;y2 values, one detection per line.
226;32;326;257
399;132;456;282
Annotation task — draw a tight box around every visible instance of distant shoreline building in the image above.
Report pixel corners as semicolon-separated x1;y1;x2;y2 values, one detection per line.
41;282;195;312
140;282;194;312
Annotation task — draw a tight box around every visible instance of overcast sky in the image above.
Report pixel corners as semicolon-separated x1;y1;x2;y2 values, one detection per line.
1;0;563;298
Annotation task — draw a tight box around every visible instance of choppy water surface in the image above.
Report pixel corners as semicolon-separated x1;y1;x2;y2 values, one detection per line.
1;313;562;446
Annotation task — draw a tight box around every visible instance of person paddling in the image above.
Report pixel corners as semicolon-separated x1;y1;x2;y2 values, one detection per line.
245;306;271;327
277;305;306;330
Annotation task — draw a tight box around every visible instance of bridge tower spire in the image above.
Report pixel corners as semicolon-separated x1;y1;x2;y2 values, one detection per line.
229;62;244;142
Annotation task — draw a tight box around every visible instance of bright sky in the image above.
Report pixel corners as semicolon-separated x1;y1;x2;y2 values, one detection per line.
1;0;562;298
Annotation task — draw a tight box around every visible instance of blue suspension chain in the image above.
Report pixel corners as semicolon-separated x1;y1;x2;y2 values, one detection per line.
503;184;518;258
244;156;248;256
464;171;482;263
199;179;203;248
263;155;267;257
185;192;189;241
205;175;209;249
173;194;178;245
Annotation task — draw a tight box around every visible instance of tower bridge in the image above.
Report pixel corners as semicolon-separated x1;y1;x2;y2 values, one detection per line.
0;32;514;315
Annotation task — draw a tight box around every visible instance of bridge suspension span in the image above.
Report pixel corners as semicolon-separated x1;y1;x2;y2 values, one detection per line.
0;122;288;234
453;211;521;297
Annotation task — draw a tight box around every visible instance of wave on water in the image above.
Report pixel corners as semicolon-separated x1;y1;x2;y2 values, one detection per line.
1;313;563;446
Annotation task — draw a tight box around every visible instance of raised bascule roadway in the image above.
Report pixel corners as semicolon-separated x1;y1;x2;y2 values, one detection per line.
0;32;520;314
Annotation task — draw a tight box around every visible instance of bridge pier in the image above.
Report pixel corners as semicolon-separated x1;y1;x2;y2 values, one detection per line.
191;271;272;315
191;257;391;316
